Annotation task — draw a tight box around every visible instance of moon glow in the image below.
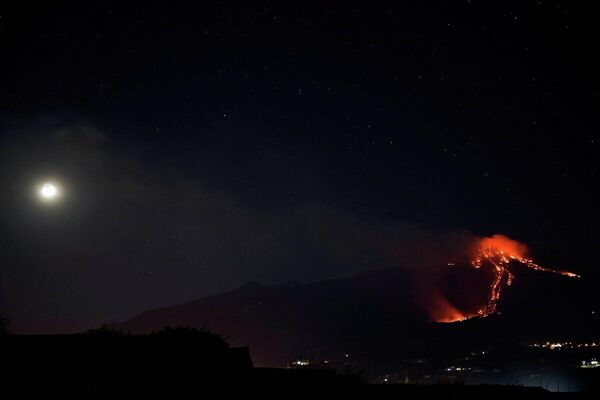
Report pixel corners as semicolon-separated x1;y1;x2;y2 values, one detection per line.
40;182;59;200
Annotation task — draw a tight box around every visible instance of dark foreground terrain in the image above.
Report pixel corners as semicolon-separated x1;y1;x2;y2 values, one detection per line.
2;331;597;397
111;266;597;367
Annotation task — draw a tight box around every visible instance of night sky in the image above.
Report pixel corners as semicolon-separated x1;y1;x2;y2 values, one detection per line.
0;1;598;333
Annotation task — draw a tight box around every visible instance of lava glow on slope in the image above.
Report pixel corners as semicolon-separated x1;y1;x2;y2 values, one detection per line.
429;290;471;323
434;234;580;323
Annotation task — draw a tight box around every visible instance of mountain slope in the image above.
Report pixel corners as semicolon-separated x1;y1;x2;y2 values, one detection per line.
110;265;593;366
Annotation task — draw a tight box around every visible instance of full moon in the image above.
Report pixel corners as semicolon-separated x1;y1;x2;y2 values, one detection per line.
40;183;59;200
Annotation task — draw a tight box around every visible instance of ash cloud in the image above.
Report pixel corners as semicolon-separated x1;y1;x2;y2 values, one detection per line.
0;117;476;333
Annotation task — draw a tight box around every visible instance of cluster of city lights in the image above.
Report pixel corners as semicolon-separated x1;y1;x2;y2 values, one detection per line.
445;366;472;372
529;341;599;350
580;358;599;369
291;359;310;366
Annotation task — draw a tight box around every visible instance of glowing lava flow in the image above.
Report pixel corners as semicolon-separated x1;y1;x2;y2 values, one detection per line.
431;234;580;323
470;234;580;318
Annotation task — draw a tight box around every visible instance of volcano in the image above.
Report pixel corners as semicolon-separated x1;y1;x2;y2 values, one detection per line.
426;234;581;323
108;264;593;367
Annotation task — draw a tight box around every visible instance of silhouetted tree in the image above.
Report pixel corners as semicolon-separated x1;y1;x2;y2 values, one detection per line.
0;315;10;335
149;326;230;349
86;324;127;336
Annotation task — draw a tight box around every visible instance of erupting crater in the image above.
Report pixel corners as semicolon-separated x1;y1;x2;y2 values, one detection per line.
433;234;580;323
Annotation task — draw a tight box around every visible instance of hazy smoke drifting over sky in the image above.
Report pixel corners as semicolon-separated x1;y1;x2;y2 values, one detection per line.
0;118;475;332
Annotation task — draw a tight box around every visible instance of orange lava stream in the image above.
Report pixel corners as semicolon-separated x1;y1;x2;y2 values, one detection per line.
470;235;580;318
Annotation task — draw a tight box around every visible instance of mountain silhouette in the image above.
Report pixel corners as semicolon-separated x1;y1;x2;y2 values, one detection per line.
110;264;595;367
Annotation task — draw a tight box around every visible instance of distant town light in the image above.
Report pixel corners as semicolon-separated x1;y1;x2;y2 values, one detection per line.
292;359;310;366
580;358;599;369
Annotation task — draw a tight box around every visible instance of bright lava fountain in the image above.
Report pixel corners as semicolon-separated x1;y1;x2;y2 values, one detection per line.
438;234;580;323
